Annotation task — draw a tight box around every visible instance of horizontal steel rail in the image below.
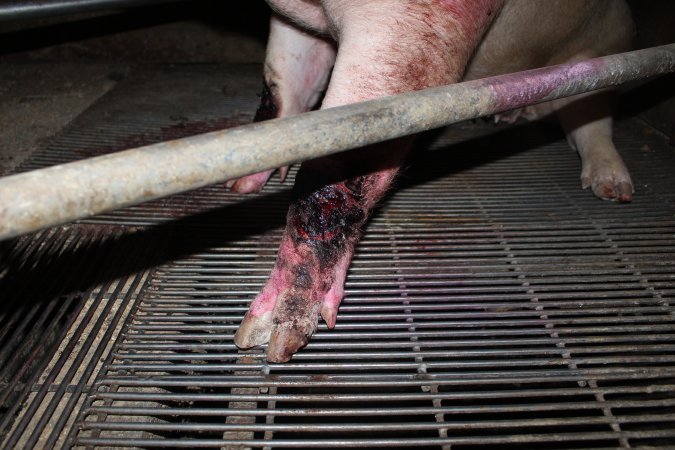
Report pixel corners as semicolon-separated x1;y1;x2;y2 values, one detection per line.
0;0;186;22
0;43;674;241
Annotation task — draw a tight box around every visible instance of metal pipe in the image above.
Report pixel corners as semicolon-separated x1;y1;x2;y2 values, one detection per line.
0;0;185;23
0;44;674;241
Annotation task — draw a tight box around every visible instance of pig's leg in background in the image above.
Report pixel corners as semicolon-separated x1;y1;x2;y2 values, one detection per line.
552;2;634;202
235;0;503;361
552;88;633;202
227;15;336;194
546;47;633;202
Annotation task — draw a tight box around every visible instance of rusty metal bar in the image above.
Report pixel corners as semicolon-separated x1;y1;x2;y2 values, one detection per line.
0;0;186;22
0;43;674;241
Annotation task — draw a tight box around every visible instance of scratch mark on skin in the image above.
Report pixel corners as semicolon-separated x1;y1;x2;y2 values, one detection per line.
293;265;313;289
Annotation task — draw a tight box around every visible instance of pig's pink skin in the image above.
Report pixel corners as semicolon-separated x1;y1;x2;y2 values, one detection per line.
229;170;275;194
317;0;504;107
267;0;329;34
248;236;312;318
320;251;350;329
438;0;503;42
488;59;606;114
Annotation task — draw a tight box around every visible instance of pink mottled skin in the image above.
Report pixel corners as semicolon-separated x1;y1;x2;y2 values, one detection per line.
233;0;635;361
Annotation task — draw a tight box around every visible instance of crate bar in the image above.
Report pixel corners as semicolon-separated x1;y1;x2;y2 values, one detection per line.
0;44;674;241
0;0;186;22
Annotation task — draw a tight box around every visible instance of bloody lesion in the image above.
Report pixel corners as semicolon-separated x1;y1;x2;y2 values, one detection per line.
253;81;279;123
227;80;287;192
291;180;365;253
292;168;367;253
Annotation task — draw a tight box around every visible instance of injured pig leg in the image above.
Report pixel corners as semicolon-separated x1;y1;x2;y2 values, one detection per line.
235;145;408;362
235;1;501;361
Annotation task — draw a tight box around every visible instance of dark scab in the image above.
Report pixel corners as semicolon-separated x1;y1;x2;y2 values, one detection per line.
289;174;367;268
253;81;278;123
294;266;312;289
344;176;366;198
306;239;338;270
273;294;308;326
291;185;365;242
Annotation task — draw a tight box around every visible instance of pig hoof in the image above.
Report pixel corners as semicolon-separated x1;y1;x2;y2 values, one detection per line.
581;163;633;203
493;109;522;124
234;311;273;348
227;167;289;194
227;172;269;194
267;328;312;363
592;179;633;203
320;304;338;329
266;292;321;362
493;106;541;125
235;290;322;362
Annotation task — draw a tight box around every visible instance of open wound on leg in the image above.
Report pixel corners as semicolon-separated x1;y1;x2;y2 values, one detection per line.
235;172;371;361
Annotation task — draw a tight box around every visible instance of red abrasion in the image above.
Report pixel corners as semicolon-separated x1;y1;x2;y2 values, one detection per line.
439;0;503;42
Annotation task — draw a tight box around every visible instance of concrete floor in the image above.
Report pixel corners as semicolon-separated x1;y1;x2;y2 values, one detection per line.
0;2;269;175
0;63;125;175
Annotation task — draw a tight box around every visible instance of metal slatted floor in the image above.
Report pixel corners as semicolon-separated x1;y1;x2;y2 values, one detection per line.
1;64;674;448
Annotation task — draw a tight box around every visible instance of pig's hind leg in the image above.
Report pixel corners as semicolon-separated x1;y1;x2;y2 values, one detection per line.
552;88;633;202
516;50;634;202
227;15;336;193
235;151;406;362
235;1;502;361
